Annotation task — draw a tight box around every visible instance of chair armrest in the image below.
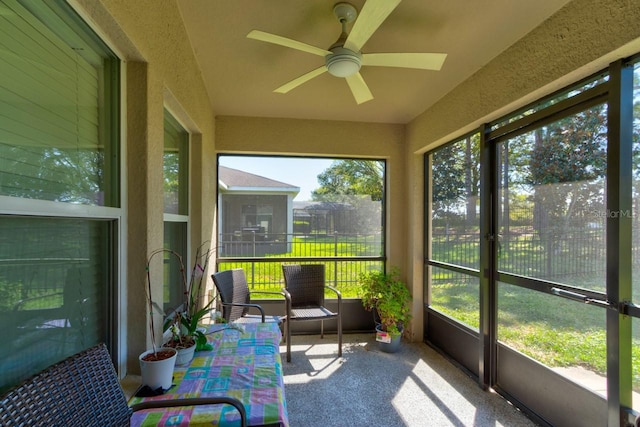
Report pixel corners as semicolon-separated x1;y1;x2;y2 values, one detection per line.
281;288;292;314
249;290;286;298
325;285;342;313
325;285;342;300
131;397;247;427
221;302;266;322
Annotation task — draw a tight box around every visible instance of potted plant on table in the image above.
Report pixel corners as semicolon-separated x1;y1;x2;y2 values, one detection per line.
159;244;217;365
139;252;178;392
359;267;412;353
141;244;216;389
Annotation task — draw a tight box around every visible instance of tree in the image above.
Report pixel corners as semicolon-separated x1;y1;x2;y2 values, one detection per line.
430;142;465;222
528;105;607;234
311;160;384;234
312;160;384;202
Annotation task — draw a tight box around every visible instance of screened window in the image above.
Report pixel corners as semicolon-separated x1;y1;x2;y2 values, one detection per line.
0;0;119;393
0;0;119;206
217;156;385;297
163;110;189;314
427;133;481;330
163;111;188;215
0;216;113;392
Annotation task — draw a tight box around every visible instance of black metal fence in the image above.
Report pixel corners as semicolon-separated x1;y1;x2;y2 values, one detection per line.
215;258;384;298
430;225;640;288
218;232;383;258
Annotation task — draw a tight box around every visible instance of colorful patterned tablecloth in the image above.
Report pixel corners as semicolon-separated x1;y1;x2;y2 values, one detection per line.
129;322;289;426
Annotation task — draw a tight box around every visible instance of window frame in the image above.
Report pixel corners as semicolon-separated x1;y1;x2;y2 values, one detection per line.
0;0;123;388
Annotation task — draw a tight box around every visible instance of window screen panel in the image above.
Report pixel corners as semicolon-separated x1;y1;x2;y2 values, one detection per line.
0;216;112;393
0;0;117;206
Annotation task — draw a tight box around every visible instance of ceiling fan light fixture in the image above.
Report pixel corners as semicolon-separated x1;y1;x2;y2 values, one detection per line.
326;47;362;77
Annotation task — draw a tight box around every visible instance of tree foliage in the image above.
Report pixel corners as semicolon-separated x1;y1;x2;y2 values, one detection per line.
527;105;608;233
312;160;384;202
430;135;480;224
0;146;104;204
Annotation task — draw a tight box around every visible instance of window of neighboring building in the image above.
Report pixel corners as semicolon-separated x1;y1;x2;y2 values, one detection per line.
242;204;273;232
0;0;119;392
163;110;189;314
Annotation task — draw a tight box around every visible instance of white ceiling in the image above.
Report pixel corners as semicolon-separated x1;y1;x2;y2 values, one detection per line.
177;0;572;124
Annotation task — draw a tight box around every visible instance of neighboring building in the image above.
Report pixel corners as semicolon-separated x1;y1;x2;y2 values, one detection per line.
218;166;299;256
293;200;381;235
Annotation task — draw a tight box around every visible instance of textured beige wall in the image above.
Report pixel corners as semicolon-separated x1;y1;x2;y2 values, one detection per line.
404;0;640;339
72;0;217;373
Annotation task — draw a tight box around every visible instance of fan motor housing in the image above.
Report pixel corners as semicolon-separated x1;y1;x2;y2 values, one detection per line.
326;47;362;77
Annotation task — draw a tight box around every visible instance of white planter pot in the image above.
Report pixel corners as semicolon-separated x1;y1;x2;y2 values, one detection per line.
175;342;197;366
139;347;177;391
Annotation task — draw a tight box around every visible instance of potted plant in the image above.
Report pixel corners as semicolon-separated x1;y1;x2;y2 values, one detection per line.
139;252;178;392
359;267;412;353
153;244;216;366
142;244;215;385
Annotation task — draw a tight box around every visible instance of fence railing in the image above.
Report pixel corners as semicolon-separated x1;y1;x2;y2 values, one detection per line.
216;232;384;297
218;232;383;258
430;228;618;283
215;258;384;298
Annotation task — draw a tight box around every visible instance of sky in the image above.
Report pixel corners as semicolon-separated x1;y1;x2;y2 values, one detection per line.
219;156;335;201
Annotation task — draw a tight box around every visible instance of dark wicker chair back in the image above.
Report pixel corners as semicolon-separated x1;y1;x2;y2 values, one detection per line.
281;264;325;308
212;268;251;321
0;344;247;427
212;269;285;325
281;264;342;362
0;344;131;426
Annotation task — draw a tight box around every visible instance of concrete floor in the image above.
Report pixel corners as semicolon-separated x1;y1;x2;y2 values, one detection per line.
281;333;539;427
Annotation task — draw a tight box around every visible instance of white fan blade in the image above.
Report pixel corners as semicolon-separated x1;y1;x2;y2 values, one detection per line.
247;30;331;57
345;73;373;104
362;52;447;70
344;0;401;52
274;66;327;94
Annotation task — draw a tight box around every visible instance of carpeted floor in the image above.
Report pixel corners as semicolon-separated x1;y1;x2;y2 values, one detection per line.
280;333;538;427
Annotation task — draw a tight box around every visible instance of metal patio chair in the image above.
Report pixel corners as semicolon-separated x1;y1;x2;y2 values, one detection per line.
212;268;285;325
281;264;342;362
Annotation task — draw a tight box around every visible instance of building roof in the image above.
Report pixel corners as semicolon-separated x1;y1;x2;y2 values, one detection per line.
218;166;299;194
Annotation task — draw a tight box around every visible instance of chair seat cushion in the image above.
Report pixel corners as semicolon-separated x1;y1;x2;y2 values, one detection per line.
290;306;337;320
235;314;283;324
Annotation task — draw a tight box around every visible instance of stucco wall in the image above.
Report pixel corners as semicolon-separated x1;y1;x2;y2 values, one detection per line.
71;0;218;374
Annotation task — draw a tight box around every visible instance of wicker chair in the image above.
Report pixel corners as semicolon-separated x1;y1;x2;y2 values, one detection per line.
281;264;342;362
212;268;285;325
0;344;246;427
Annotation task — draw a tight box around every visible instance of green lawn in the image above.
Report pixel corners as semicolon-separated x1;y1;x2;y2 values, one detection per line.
218;235;384;299
432;276;640;391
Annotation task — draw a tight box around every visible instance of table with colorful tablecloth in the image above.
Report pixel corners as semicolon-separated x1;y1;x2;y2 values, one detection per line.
129;322;289;426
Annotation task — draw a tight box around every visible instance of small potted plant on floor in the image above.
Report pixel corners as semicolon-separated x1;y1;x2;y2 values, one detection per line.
359;267;412;353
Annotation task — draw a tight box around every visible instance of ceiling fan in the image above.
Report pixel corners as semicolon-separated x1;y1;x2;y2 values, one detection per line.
247;0;447;105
